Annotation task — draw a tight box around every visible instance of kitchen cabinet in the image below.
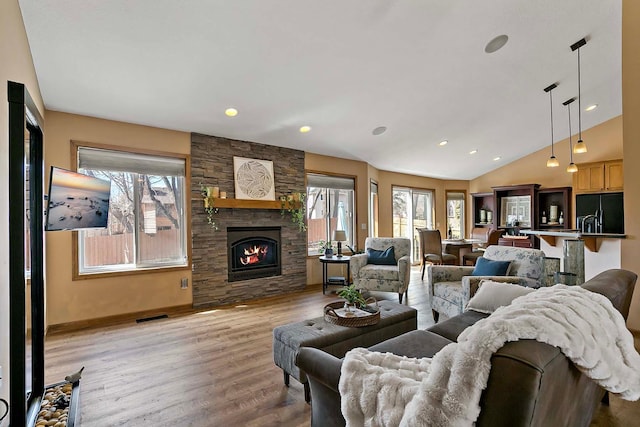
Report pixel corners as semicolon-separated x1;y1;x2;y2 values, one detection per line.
574;160;623;193
604;160;624;191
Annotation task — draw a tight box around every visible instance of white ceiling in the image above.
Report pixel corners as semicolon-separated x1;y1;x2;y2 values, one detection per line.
19;0;622;180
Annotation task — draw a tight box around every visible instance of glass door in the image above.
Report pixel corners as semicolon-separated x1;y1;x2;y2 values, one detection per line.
392;187;434;263
446;191;466;239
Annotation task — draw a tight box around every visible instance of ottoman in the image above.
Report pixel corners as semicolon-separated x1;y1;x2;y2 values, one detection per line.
272;300;417;402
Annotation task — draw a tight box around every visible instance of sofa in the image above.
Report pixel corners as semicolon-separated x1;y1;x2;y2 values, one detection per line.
296;269;637;427
428;245;547;322
350;237;411;303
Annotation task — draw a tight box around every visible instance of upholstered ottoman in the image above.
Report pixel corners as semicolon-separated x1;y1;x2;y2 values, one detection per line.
272;300;417;402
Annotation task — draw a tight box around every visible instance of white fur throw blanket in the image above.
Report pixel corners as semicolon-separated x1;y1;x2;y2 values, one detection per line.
339;285;640;427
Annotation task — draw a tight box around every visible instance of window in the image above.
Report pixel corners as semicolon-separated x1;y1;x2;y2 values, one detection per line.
446;191;466;239
306;173;356;256
75;145;188;276
370;180;379;238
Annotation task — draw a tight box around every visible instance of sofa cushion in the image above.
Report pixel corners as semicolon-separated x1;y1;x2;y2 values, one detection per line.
368;330;452;358
466;280;535;314
427;310;489;342
367;246;396;265
359;264;399;281
471;257;511;276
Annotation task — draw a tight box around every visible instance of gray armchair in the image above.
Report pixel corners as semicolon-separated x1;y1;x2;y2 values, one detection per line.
427;245;547;322
350;237;412;303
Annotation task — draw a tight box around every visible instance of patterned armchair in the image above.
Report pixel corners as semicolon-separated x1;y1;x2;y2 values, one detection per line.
427;245;547;322
350;237;412;303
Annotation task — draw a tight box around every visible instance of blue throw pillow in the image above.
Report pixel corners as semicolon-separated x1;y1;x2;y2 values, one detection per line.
367;247;396;265
471;257;511;276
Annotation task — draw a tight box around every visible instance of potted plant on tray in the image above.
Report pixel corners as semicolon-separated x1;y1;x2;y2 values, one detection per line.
337;285;367;310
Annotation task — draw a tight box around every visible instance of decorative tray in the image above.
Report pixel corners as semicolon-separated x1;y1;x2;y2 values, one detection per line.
324;298;380;327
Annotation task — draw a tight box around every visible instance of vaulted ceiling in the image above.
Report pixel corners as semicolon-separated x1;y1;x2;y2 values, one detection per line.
19;0;621;180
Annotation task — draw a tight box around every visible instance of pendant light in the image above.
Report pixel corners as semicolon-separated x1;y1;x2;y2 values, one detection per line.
563;97;578;173
571;38;588;154
544;83;559;167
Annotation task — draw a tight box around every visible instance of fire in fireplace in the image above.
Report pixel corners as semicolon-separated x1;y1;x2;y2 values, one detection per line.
227;226;281;281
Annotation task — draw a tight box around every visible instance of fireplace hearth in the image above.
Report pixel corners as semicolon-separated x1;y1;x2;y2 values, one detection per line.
227;226;281;282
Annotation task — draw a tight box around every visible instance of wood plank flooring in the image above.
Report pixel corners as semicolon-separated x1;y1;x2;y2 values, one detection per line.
44;267;640;426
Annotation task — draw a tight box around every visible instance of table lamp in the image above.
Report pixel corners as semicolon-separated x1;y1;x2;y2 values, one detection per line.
333;230;347;257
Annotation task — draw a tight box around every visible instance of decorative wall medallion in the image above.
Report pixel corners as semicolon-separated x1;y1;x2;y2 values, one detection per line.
233;156;275;200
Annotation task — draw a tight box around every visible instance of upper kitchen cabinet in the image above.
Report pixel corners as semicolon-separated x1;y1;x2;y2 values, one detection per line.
574;159;623;194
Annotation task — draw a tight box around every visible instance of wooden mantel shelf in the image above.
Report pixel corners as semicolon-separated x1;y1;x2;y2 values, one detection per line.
203;197;300;210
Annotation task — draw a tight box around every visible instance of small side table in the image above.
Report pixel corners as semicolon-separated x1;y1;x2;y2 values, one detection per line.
319;255;351;294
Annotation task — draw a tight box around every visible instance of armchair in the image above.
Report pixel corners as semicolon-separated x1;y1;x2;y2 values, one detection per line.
427;245;546;322
350;237;411;303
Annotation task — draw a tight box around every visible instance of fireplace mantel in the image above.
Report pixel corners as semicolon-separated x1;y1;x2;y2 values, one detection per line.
204;197;301;210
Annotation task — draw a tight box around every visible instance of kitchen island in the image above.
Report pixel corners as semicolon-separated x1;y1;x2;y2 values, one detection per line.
520;229;626;252
520;229;626;285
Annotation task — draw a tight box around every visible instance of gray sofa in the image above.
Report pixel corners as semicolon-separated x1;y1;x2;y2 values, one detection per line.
296;269;637;427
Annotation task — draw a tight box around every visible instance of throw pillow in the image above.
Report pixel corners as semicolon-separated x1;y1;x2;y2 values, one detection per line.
466;280;535;314
367;247;396;265
471;257;512;276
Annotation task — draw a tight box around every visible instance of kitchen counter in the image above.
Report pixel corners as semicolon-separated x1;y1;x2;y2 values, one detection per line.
520;229;626;252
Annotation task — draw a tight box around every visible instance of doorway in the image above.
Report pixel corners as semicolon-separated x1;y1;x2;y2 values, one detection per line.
392;186;434;263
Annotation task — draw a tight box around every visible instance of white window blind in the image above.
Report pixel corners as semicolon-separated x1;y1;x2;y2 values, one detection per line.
307;173;354;190
78;147;185;176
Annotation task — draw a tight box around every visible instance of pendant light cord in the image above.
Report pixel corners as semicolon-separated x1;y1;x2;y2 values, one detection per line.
577;48;582;140
568;104;573;163
550;89;555;155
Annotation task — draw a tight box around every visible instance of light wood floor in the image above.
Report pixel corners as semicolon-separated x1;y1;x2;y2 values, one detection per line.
44;267;640;426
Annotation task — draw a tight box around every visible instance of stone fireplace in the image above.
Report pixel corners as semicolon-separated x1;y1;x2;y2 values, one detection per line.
190;133;307;308
227;226;281;282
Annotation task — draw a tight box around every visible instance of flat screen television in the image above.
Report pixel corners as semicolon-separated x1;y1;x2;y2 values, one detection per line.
45;166;111;231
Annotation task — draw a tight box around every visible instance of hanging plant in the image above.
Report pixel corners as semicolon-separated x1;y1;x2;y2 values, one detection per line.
200;182;218;231
280;192;307;232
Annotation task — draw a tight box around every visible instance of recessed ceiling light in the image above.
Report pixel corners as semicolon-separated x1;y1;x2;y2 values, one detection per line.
225;108;238;117
493;156;501;161
372;126;387;135
585;104;598;112
469;149;478;155
439;140;448;146
299;125;312;133
485;35;509;53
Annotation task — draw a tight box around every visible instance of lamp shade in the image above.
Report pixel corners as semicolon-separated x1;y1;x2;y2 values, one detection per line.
333;230;347;242
573;139;587;153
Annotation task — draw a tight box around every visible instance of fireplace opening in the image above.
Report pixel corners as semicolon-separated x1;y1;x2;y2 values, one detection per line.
227;226;281;281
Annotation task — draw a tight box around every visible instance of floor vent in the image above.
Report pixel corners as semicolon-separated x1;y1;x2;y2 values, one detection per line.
136;314;168;323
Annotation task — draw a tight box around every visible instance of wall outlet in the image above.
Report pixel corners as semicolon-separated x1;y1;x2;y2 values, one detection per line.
361;223;367;230
180;278;188;289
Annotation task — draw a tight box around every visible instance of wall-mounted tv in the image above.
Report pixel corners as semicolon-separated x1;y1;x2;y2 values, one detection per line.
45;166;111;231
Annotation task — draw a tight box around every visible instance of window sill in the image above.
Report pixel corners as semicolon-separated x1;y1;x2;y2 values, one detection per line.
73;263;190;281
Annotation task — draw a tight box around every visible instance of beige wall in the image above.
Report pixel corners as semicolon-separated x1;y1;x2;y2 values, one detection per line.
304;153;370;284
470;116;623;235
622;0;640;330
1;0;45;409
470;116;623;193
44;111;192;326
376;171;468;238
